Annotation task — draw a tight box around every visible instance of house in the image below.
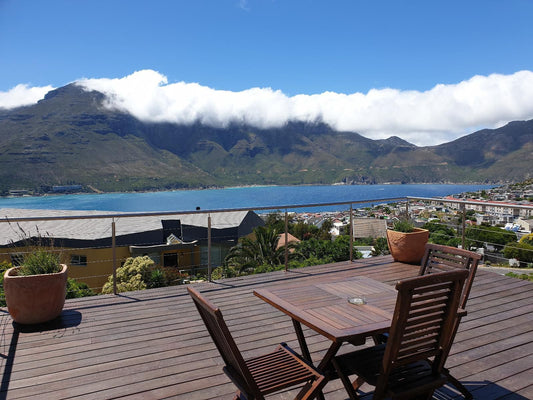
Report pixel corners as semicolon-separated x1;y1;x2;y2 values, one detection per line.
352;218;388;239
0;208;264;292
276;232;300;250
330;219;345;236
515;218;533;233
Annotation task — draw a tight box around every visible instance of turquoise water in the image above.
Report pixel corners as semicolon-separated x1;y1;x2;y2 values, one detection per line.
0;184;493;213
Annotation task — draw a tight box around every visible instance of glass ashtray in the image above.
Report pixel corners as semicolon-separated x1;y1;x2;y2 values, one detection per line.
347;296;367;305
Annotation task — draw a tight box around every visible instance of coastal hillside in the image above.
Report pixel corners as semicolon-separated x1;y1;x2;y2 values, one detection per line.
0;84;531;193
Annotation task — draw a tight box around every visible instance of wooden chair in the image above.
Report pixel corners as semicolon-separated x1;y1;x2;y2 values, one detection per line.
419;243;481;311
418;243;482;399
332;270;469;400
374;244;482;398
187;287;326;400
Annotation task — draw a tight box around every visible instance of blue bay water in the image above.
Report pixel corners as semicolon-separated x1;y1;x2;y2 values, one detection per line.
0;184;494;213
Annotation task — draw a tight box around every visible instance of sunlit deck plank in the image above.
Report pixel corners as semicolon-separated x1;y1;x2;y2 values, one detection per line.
0;256;531;399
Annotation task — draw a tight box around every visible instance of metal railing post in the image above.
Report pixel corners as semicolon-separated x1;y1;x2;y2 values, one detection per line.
461;203;466;249
284;210;289;271
207;214;212;281
112;219;117;295
349;204;353;262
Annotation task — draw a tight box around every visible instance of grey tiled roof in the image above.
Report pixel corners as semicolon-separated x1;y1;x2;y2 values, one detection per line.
0;208;252;245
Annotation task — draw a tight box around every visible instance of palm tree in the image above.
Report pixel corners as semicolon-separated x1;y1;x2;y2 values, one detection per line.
224;226;287;273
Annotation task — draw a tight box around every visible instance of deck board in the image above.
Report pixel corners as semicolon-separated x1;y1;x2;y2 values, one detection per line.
0;255;531;399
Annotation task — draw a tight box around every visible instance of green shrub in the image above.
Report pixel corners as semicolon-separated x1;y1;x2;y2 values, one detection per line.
148;269;166;288
18;249;62;275
101;256;154;294
505;272;533;281
503;241;533;263
66;279;96;298
519;233;533;246
392;219;415;233
371;237;389;256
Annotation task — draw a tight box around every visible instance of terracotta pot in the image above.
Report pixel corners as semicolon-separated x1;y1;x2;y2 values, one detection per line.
3;264;68;324
386;228;429;264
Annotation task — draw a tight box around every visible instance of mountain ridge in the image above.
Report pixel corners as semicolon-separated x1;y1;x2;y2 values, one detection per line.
0;84;531;193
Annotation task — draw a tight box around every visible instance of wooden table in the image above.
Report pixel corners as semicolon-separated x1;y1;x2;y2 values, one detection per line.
254;276;398;390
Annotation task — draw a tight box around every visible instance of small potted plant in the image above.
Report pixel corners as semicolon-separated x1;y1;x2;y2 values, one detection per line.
3;249;68;325
386;219;429;264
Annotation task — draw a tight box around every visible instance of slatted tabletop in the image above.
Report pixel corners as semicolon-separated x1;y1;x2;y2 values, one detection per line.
254;276;397;343
0;256;531;399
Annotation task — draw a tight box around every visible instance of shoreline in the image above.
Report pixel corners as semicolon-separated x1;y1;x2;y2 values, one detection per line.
2;181;501;200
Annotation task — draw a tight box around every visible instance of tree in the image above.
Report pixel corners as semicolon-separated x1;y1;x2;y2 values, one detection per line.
291;220;319;240
503;242;533;264
464;225;516;250
263;211;286;232
317;218;333;241
503;233;533;265
295;235;361;263
423;221;459;246
371;237;389;256
224;226;287;273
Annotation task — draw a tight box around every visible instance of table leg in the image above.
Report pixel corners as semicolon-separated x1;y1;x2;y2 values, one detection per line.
292;320;343;400
292;319;313;363
317;341;342;372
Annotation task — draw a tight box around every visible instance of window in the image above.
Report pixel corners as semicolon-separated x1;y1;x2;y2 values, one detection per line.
163;252;178;268
70;255;87;266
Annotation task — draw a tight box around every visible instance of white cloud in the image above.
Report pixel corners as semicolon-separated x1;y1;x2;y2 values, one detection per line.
78;69;533;146
0;84;54;109
4;69;533;146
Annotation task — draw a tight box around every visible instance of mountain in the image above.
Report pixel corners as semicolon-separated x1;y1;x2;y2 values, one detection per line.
0;84;531;194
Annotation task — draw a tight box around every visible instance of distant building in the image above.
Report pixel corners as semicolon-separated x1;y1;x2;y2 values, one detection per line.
515;218;533;233
276;232;300;250
8;190;30;196
0;208;264;292
352;218;388;239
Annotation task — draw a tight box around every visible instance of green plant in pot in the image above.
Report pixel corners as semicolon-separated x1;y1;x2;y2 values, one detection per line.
386;219;429;264
3;249;68;325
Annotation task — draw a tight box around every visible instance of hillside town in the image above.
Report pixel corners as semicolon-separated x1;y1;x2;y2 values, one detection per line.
295;180;533;234
291;180;533;267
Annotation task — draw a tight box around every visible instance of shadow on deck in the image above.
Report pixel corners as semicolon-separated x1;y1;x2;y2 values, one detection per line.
0;256;531;399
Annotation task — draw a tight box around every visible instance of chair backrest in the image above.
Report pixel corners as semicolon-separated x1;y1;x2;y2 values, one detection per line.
419;243;482;309
380;269;469;387
187;286;260;397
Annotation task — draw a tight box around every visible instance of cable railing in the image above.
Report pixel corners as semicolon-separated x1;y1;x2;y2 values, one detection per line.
1;195;532;300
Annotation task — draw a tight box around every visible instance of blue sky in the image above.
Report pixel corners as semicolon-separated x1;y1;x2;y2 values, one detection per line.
1;0;533;145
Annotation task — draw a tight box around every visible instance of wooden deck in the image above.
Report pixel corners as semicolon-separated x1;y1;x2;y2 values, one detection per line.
0;256;531;399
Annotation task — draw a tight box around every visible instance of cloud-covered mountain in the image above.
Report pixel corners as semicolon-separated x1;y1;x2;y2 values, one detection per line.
2;69;533;147
0;83;531;194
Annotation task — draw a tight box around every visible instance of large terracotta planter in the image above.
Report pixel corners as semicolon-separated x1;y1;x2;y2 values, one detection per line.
3;264;68;324
386;228;429;264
